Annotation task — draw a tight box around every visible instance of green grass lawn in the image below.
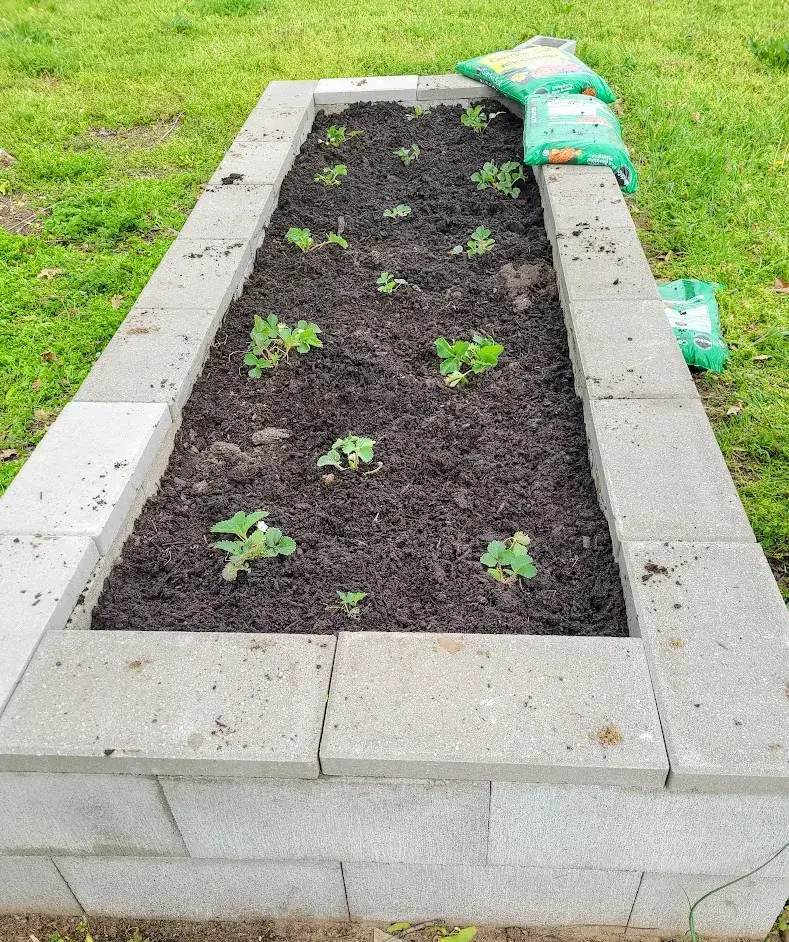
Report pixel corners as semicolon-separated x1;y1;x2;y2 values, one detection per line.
1;0;787;591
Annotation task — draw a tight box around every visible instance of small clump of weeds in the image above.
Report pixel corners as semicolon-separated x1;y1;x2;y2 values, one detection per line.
451;226;495;258
314;163;347;187
471;160;525;198
317;434;376;472
377;271;408;293
406;104;430;120
322;125;363;147
244;313;322;376
394;143;420;165
748;35;789;70
481;532;537;583
211;510;296;582
285;226;348;253
434;334;503;387
461;104;503;133
330;590;368;619
383;203;412;220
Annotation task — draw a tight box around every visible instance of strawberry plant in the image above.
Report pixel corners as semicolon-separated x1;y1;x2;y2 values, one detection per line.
377;271;407;293
323;125;363;147
434;334;503;387
451;226;495;258
394;144;420;165
314;164;347;187
471;161;525;198
481;532;537;583
461;104;503;133
406;104;430;121
317;434;375;472
332;590;367;619
244;314;322;376
383;204;412;220
211;511;296;582
285;227;348;253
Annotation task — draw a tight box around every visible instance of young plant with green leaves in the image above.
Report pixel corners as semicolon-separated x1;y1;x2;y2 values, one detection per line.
285;227;348;253
471;160;525;198
481;532;537;584
331;590;367;619
317;434;375;472
451;226;495;258
376;271;408;293
383;204;412;220
394;144;420;165
434;334;503;387
314;164;347;187
244;314;322;376
211;511;296;582
406;104;430;120
322;125;363;147
461;104;503;133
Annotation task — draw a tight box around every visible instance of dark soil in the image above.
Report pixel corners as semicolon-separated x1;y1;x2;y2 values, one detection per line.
92;101;627;636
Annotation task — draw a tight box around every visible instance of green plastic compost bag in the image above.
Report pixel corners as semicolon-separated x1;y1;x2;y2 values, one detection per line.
659;279;729;373
523;94;638;192
456;45;615;105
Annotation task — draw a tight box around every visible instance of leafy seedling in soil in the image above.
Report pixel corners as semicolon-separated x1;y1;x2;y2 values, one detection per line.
471;160;525;198
434;334;503;387
406;104;430;120
461;104;503;133
394;144;420;165
314;164;347;187
322;125;363;147
285;226;348;253
317;434;376;472
451;226;495;258
481;532;537;584
330;590;368;619
244;313;322;376
211;511;296;582
383;204;412;220
377;271;408;293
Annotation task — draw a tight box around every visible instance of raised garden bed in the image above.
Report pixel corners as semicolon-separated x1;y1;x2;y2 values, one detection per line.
92;102;626;637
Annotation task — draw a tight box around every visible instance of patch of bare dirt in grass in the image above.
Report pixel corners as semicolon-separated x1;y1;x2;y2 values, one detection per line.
86;115;184;150
0;193;45;235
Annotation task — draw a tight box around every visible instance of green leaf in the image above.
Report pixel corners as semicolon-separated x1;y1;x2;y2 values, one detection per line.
277;536;297;556
211;511;256;537
386;924;411;934
480;552;498;567
434;337;453;359
213;540;241;554
265;526;283;546
439;357;459;376
357;443;374;462
486;540;507;558
317;450;341;469
445;928;477;942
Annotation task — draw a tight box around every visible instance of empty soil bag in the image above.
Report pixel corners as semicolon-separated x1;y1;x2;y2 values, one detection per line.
456;45;616;105
522;93;638;192
659;279;729;372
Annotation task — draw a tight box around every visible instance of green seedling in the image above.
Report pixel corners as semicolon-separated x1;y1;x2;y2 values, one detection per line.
285;227;348;253
331;590;368;619
406;104;430;120
394;143;420;165
211;511;296;582
471;160;525;198
314;163;347;186
377;271;408;293
317;434;375;472
451;226;495;258
323;125;364;147
481;532;537;584
244;313;322;376
434;334;503;387
461;104;503;133
383;204;412;220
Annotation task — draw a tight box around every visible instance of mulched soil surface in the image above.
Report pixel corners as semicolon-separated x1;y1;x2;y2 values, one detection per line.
92;101;628;636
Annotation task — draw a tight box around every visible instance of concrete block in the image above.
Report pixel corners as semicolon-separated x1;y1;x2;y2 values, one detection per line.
0;535;98;711
0;856;82;915
586;399;756;547
258;79;318;111
0;402;171;553
179;184;277;244
74;307;218;416
239;106;313;151
56;857;348;919
134;237;250;312
344;862;640;925
567;299;698;400
0;631;334;777
620;541;789;793
629;871;789;936
0;772;186;856
208;141;294;188
320;632;667;786
161;776;488;863
416;74;490;100
315;75;418;105
540;164;634;235
515;35;577;55
488;782;789;876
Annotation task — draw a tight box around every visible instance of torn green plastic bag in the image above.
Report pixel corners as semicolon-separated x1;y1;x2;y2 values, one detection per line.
456;45;615;105
522;94;638;192
659;279;729;373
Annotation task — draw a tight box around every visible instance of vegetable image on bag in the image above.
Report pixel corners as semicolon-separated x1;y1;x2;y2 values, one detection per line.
659;279;729;373
456;45;616;106
522;94;638;193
